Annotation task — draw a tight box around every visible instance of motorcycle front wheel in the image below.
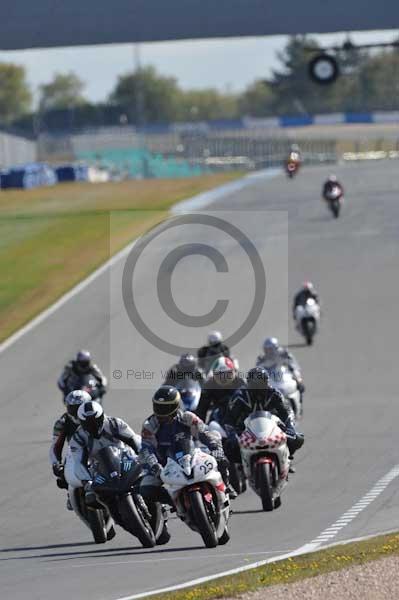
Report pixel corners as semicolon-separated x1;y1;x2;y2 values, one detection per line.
189;490;218;548
118;494;156;548
87;508;107;544
257;462;274;512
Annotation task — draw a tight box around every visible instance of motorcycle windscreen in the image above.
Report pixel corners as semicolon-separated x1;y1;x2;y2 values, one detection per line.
92;446;142;493
246;411;275;438
92;446;123;478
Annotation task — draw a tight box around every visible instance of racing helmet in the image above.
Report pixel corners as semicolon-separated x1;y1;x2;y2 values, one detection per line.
211;356;236;387
76;350;91;373
208;331;222;346
153;385;181;419
78;400;104;438
247;366;270;392
65;389;91;423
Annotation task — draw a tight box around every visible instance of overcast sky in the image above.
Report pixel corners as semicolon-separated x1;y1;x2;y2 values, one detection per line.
0;30;395;104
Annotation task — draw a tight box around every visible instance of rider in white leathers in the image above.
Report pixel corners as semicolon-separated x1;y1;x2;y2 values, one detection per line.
66;401;141;499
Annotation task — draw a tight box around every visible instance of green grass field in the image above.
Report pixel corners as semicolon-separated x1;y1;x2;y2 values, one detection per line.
149;532;399;600
0;173;241;341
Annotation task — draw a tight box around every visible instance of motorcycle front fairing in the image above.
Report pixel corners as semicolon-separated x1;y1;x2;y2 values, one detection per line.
91;446;142;495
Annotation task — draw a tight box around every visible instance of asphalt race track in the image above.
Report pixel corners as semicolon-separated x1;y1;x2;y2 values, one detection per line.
1;161;399;600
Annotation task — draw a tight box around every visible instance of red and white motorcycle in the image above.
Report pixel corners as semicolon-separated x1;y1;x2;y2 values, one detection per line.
161;447;230;548
239;411;290;511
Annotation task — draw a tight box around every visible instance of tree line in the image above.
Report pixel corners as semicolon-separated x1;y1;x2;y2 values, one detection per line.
3;35;399;133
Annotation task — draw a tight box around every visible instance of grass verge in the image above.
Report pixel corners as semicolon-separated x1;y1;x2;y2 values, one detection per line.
150;531;399;600
0;172;241;341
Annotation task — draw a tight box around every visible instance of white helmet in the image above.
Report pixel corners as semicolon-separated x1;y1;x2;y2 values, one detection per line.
211;356;236;387
208;331;222;346
65;389;91;423
263;337;279;352
78;400;104;438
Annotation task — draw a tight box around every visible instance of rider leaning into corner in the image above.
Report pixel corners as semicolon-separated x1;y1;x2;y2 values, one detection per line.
224;367;304;473
322;174;344;201
292;281;320;317
67;400;141;504
196;356;246;423
57;350;107;398
197;331;231;374
49;389;91;506
139;385;238;519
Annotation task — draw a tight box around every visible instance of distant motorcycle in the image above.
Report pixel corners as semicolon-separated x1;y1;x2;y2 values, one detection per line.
294;298;321;346
239;411;290;511
62;372;106;404
285;154;301;178
267;365;302;419
161;444;230;548
324;185;343;218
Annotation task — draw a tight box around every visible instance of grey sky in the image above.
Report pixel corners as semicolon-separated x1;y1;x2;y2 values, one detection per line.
0;30;395;104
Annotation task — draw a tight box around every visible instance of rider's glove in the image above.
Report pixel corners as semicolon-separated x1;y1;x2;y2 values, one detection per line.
210;445;225;461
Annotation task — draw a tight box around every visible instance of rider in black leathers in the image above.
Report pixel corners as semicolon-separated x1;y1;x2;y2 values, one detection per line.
196;356;246;423
292;282;320;317
322;174;343;201
197;331;231;374
224;367;304;471
57;350;107;399
164;354;205;387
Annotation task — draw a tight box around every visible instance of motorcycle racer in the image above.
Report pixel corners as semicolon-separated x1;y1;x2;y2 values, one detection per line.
293;282;320;316
197;331;231;374
256;337;305;394
57;350;107;399
225;367;304;472
139;385;237;507
164;353;205;387
68;401;141;501
322;175;344;201
49;389;91;498
196;356;246;423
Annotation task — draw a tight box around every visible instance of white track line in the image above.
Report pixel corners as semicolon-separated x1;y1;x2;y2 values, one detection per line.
299;464;399;554
112;464;399;600
0;169;280;356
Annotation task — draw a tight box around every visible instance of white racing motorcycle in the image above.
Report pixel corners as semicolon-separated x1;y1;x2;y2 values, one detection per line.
267;365;302;419
239;411;290;511
294;298;320;345
325;185;343;218
161;446;230;548
257;357;302;419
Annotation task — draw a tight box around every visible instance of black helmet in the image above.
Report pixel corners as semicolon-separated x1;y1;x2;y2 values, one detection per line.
247;366;270;391
78;400;104;438
65;389;91;423
178;353;196;371
153;385;181;419
76;350;91;373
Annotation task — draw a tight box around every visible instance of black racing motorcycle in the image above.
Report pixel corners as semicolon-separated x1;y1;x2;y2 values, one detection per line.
90;446;165;548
